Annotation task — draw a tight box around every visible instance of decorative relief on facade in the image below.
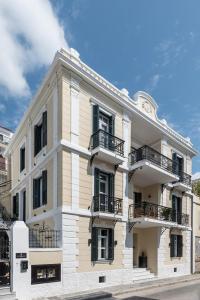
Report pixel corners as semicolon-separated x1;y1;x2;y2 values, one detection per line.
134;91;157;121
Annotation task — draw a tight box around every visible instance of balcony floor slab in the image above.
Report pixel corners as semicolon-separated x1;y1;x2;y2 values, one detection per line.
91;146;125;165
129;160;179;187
172;182;192;192
92;212;122;220
129;217;191;230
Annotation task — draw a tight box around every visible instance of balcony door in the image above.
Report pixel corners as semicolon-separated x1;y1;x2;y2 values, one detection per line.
172;195;182;224
99;112;110;149
172;153;183;176
99;173;109;212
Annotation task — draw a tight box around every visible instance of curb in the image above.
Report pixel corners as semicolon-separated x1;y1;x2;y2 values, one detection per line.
112;275;200;297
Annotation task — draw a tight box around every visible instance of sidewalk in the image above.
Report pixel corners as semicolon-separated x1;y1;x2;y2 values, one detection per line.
46;273;200;300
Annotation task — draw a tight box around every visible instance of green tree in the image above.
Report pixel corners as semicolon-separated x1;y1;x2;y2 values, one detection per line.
192;181;200;197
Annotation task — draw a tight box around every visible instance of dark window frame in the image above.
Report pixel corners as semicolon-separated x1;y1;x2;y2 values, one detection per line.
91;227;114;262
20;146;25;172
33;170;47;209
34;111;47;157
170;234;183;258
31;264;61;284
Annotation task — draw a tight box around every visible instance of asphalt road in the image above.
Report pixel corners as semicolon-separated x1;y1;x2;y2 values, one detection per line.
112;280;200;300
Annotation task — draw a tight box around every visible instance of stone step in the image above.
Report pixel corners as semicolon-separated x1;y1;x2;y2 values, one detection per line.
132;269;151;275
0;287;16;300
133;273;156;281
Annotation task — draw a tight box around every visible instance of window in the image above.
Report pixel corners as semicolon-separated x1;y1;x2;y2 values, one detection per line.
91;227;114;262
13;193;19;219
31;264;61;284
172;152;184;175
20;146;25;172
93;105;114;135
34;111;47;156
94;168;114;213
33;170;47;209
0;134;3;142
170;234;183;257
172;195;182;224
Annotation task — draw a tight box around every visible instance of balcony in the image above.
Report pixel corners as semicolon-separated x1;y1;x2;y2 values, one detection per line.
129;201;189;229
90;129;125;165
92;194;122;220
172;172;192;192
129;145;179;186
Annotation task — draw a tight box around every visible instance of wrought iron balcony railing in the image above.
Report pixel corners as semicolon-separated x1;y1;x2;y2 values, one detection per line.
93;195;122;215
178;171;191;187
129;201;189;226
90;129;124;157
29;229;60;248
129;145;177;175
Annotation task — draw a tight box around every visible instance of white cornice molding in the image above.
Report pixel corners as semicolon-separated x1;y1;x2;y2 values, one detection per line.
7;47;198;157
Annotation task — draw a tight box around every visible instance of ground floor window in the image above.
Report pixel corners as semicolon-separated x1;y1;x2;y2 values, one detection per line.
31;264;61;284
170;234;183;257
91;227;114;262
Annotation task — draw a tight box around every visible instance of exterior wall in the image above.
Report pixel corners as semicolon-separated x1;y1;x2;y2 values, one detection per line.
29;249;62;264
4;49;197;298
193;194;200;273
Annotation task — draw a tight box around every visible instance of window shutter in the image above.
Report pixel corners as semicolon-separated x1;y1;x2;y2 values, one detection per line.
108;228;114;261
172;195;176;222
42;170;47;205
170;235;175;257
94;168;100;211
108;173;115;213
91;227;98;262
172;152;178;174
20;148;22;172
42;111;47;147
93;105;99;149
15;193;19;219
13;195;16;217
33;179;39;209
93;105;99;133
177;235;183;257
34;126;38;157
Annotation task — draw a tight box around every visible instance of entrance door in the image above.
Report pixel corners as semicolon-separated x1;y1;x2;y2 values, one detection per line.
0;230;10;286
133;233;138;267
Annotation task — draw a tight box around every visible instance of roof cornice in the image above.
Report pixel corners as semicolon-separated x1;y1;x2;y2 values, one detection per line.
7;48;198;157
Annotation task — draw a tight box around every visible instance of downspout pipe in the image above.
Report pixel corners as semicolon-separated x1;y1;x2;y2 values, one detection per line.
191;193;194;274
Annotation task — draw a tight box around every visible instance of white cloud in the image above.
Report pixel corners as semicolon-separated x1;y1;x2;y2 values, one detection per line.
0;0;68;97
147;74;160;92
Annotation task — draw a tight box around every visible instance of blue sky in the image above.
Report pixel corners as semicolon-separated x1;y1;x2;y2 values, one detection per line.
1;0;200;172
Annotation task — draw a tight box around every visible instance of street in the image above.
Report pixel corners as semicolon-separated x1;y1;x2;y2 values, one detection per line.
109;280;200;300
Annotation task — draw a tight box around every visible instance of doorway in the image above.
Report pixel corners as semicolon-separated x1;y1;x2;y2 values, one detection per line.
133;233;138;267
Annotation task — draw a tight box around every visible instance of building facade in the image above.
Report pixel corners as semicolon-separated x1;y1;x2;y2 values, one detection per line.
2;48;197;299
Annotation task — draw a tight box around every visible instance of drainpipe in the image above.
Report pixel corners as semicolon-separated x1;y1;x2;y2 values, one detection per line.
191;193;194;274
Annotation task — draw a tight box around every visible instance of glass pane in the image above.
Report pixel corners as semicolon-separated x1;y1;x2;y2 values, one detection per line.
47;267;56;278
100;182;106;193
101;249;106;258
101;229;107;236
36;268;46;279
101;238;106;248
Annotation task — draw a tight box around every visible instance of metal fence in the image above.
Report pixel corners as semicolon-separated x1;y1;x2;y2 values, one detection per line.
129;201;189;226
29;229;60;248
